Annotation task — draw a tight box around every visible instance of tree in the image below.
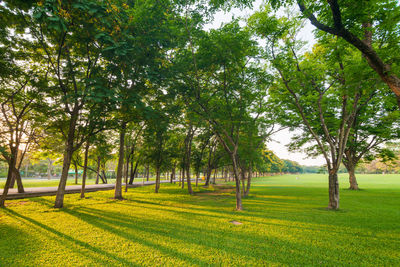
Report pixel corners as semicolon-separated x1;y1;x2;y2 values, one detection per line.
0;10;45;205
282;159;303;173
30;0;115;208
175;20;273;210
342;89;400;189
98;0;182;200
250;9;380;209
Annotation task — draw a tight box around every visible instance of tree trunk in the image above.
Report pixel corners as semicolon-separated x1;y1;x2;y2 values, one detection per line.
230;154;243;211
344;162;359;190
185;127;194;195
0;156;16;207
54;145;74;208
14;168;24;193
212;170;216;184
54;106;78;209
348;169;359;190
224;168;227;182
74;162;78;184
9;173;15;188
129;161;139;184
196;172;199;187
124;154;129;192
102;169;107;184
155;166;161;193
186;166;193;195
181;168;185;189
129;157;134;184
170;166;175;183
146;165;150;181
245;165;252;197
95;157;100;184
328;169;340;210
80;141;90;198
114;123;126;200
205;167;211;186
241;170;245;197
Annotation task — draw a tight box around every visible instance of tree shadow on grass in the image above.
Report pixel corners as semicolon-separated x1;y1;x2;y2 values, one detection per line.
108;198;400;245
30;198;212;265
0;223;37;266
31;198;329;265
60;203;343;266
3;208;137;266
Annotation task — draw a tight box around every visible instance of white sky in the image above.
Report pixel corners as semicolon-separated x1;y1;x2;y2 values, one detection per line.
206;1;325;166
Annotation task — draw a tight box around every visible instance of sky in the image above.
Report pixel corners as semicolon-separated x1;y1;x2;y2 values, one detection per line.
205;1;326;166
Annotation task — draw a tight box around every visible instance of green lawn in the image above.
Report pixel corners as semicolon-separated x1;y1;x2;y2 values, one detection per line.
0;173;399;266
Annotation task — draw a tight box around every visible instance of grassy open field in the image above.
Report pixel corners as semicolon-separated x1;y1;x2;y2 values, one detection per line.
0;173;399;266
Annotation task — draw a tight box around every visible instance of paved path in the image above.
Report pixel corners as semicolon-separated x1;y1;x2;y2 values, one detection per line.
0;180;177;200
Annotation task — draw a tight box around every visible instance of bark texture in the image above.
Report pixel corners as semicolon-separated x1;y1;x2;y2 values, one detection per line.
328;170;340;210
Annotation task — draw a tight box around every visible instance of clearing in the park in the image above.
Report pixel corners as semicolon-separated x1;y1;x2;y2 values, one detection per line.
1;174;399;266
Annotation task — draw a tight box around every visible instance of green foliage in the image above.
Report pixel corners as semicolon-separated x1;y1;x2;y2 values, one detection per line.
282;159;303;173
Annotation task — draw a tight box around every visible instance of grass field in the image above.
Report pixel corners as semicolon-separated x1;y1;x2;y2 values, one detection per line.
0;173;399;266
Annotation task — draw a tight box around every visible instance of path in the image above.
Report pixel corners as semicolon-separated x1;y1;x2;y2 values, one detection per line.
0;180;177;200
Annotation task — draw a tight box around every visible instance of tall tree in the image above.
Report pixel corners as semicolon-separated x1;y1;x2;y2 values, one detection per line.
0;8;44;205
250;10;383;209
175;20;273;210
342;89;400;190
30;0;115;208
